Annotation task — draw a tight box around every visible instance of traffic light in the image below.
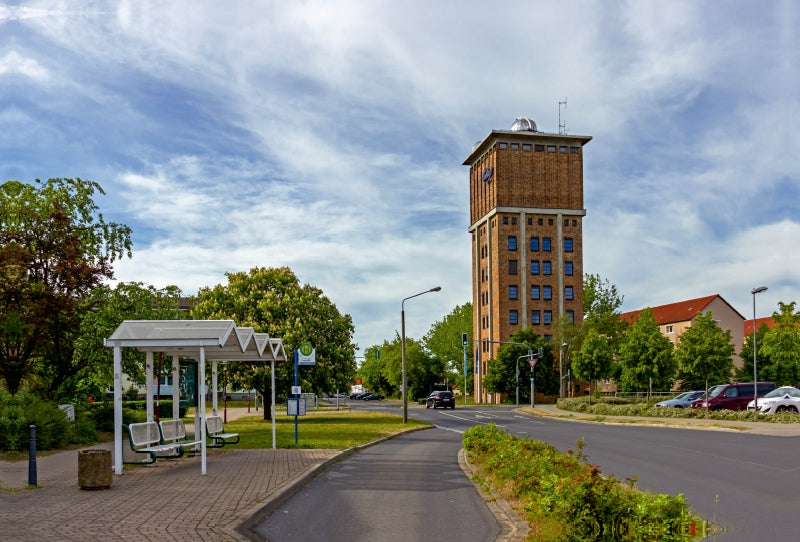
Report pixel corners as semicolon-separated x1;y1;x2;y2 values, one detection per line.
461;333;468;346
538;347;544;358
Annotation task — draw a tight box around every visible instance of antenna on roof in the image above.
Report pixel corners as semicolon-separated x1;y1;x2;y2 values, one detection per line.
558;97;567;134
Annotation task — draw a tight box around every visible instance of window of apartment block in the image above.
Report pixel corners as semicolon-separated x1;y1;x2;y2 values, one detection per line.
535;144;544;152
509;260;518;274
566;310;574;322
530;261;540;275
508;236;517;250
564;238;573;252
559;146;567;153
509;310;518;325
531;310;541;324
565;286;574;300
544;310;553;324
509;285;518;299
666;325;674;333
565;261;573;275
542;237;551;251
531;286;540;300
543;261;552;275
543;286;552;300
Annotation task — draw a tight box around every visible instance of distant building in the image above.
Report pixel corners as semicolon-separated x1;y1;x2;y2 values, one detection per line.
464;117;591;403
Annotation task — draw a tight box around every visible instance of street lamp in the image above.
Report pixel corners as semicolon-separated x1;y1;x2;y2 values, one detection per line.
401;286;442;423
752;286;767;410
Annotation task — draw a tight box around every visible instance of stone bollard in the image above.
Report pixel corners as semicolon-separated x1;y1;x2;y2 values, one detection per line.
78;449;113;490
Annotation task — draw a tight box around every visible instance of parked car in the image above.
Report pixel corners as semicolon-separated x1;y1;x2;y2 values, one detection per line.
654;391;705;408
426;390;455;409
361;393;383;401
691;382;777;411
747;386;800;414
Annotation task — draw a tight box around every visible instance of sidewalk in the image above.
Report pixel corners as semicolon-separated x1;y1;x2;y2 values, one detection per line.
529;403;800;436
0;408;340;541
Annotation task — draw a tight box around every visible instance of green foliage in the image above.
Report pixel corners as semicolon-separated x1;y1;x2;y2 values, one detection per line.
618;309;676;392
191;266;357;419
572;328;615;401
736;322;771;381
483;328;558;399
0;178;132;397
463;423;702;540
582;274;628;346
0;391;98;452
759;302;800;385
674;312;735;392
85;400;187;431
423;302;473;392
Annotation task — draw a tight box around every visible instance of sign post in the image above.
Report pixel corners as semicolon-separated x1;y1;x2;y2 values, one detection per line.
292;343;315;444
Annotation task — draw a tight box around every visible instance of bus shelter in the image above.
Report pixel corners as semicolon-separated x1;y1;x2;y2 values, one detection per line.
105;320;287;475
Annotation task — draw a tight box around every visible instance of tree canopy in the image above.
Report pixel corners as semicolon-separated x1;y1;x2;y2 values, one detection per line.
571;327;614;401
759;302;800;385
482;327;558;402
674;311;735;392
617;308;676;392
423;302;472;393
190;266;356;419
0;179;131;396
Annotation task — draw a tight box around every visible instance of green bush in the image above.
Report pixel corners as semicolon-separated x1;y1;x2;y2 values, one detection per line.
0;392;97;452
463;423;703;541
86;399;187;431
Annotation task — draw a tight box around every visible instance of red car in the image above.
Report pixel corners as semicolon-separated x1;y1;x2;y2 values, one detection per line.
691;382;776;411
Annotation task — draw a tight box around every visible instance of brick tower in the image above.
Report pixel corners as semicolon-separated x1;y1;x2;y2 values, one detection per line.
463;117;591;403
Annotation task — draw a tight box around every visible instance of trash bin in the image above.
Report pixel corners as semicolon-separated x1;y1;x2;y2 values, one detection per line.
78;449;112;490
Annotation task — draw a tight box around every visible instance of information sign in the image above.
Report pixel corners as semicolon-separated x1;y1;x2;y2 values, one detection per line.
298;343;316;365
287;398;306;416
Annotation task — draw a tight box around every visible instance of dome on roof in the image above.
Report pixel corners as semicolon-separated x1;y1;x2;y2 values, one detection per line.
510;117;537;132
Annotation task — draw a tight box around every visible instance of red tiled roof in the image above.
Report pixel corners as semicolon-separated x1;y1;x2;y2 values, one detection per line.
620;294;723;326
744;317;777;336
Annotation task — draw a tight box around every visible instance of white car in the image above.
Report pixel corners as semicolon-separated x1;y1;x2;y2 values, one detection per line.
747;386;800;414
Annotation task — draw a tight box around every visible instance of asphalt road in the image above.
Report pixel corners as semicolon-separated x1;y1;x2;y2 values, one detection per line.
410;404;800;541
255;428;500;542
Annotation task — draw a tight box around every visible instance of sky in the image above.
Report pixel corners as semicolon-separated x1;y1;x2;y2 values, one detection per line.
3;0;799;353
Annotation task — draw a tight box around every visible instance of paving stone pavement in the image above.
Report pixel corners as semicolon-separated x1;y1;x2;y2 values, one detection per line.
0;408;339;541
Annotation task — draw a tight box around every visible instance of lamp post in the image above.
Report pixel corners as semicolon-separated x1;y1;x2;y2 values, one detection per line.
401;286;441;423
752;286;767;410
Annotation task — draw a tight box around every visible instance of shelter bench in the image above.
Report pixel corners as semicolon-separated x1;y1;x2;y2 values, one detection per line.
206;415;240;448
122;421;185;465
159;419;203;453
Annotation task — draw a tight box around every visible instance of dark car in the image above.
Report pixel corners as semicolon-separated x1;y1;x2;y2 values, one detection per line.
691;382;776;411
361;393;383;401
426;390;455;409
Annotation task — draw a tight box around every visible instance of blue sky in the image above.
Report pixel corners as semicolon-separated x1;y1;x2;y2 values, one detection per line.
3;1;798;352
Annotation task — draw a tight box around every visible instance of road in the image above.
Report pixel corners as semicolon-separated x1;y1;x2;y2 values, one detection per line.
262;401;800;541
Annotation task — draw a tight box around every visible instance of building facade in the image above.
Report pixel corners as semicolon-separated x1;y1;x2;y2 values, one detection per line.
463;117;591;402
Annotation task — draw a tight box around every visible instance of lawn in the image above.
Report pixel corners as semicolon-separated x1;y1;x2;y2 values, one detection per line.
217;411;431;449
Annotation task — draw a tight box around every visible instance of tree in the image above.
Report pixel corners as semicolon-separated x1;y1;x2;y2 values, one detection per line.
571;328;614;403
358;344;394;397
70;282;187;400
735;322;771;382
190;267;357;419
482;328;557;402
617;308;676;392
674;311;735;393
582;273;628;350
759;302;800;385
423;302;472;393
0;179;131;396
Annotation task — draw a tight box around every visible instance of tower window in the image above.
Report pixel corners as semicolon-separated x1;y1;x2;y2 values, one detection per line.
538;218;543;225
565;261;573;276
530;237;539;251
531;286;540;300
508;236;517;251
503;217;508;224
499;142;508;149
535;144;544;152
523;143;531;151
548;219;554;225
511;143;519;150
530;261;540;275
543;261;552;275
547;145;556;152
542;237;551;251
509;260;518;274
571;147;580;154
564;238;573;252
572;220;577;226
565;286;574;300
544;311;553;324
509;285;518;299
531;310;541;324
559;146;567;153
511;217;517;225
543;286;552;300
527;218;533;225
509;310;519;325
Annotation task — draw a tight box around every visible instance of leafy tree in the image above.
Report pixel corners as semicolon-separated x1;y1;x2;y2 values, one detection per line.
582;273;628;349
482;328;557;402
190;267;356;419
552;314;583;398
373;333;444;401
571;328;614;403
617;308;676;392
0;179;131;396
358;344;394;397
70;282;187;400
423;302;472;394
674;311;735;393
736;322;772;382
759;302;800;385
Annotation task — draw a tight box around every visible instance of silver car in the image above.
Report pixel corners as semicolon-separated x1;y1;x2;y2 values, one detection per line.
654;391;705;408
